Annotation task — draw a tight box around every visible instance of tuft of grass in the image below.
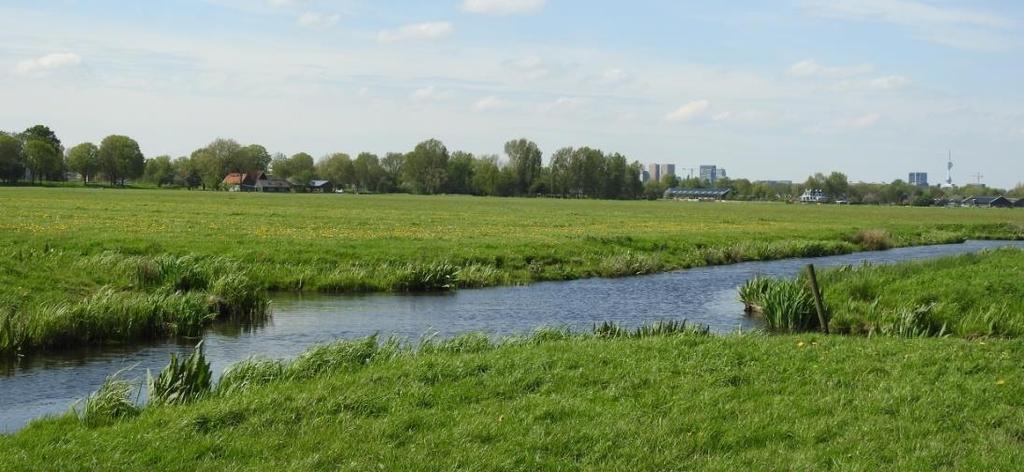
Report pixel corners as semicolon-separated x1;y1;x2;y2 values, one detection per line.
216;358;288;395
593;320;709;338
740;277;821;333
147;342;212;406
207;273;270;321
75;370;139;428
851;229;894;251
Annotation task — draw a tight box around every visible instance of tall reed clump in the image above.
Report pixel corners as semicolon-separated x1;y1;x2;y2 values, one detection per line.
850;229;894;251
740;277;821;333
388;261;458;292
148;342;212;406
76;370;139;427
207;274;270;322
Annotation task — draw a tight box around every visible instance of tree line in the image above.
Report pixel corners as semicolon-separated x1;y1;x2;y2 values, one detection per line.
2;123;1020;203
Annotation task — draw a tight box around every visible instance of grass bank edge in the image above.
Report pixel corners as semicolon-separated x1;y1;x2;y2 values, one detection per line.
3;331;1022;470
2;224;1022;355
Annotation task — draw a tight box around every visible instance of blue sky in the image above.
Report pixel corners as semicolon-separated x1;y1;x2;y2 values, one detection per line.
2;0;1023;187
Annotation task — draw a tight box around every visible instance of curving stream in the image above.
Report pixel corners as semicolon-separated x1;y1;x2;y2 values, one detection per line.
2;240;1023;432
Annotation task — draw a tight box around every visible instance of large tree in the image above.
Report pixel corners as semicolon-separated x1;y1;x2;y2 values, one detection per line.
23;139;61;184
0;133;24;184
66;142;99;183
97;135;145;185
353;152;384;192
143;155;176;187
446;151;475;194
316;153;355;190
274;152;315;185
22;125;64;181
403;139;449;194
504;138;542;195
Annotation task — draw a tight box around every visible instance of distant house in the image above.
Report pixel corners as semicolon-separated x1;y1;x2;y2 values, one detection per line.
799;189;829;203
222;171;292;193
664;188;731;201
962;196;1012;208
1014;198;1024;208
308;180;333;193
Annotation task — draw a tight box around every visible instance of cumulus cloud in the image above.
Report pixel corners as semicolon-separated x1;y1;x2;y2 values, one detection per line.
867;75;911;90
474;96;508;111
377;22;453;42
462;0;546;15
14;52;82;75
788;59;873;79
665;100;710;122
297;11;339;28
411;85;453;102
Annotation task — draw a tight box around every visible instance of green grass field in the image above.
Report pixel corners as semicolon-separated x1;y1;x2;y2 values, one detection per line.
2;187;1024;352
822;248;1024;337
2;332;1022;470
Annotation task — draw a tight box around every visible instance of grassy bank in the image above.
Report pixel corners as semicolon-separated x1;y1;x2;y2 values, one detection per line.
2;187;1023;353
739;248;1024;338
2;332;1022;469
819;248;1024;337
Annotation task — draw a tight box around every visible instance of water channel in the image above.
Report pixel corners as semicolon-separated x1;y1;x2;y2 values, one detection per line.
2;240;1022;432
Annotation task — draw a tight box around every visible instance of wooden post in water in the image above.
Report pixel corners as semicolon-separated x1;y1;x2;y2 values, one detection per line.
806;264;829;334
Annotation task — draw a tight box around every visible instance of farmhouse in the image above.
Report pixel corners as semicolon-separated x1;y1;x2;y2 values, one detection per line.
962;196;1013;208
799;189;829;203
222;171;292;192
308;180;333;193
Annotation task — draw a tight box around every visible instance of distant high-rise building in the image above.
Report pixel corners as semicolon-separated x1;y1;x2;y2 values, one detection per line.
700;165;717;184
648;163;661;184
717;168;727;179
909;172;929;187
663;164;676;179
640;169;650;183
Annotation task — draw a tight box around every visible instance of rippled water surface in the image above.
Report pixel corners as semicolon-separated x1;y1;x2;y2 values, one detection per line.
2;240;1022;432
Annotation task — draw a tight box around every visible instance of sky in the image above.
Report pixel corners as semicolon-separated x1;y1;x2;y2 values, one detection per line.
1;0;1023;187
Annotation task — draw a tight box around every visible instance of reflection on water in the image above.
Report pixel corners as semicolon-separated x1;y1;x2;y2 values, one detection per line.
1;240;1022;433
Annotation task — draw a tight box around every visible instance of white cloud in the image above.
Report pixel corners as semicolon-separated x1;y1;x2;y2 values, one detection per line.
14;52;82;75
462;0;546;15
411;85;452;102
665;100;710;122
867;75;911;90
268;0;305;7
503;55;557;80
543;96;591;113
713;110;768;123
845;112;881;129
377;22;453;42
297;11;339;28
801;0;1014;50
788;59;873;79
474;96;508;111
600;68;631;85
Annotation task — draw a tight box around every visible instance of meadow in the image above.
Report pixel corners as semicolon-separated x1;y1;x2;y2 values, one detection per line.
2;186;1024;352
820;248;1024;337
2;331;1022;470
